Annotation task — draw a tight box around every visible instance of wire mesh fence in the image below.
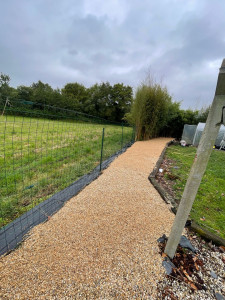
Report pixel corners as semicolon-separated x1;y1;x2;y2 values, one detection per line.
0;99;135;255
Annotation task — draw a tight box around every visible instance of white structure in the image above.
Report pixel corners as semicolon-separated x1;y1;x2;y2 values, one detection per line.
181;124;197;144
216;125;225;146
192;122;205;146
183;122;225;147
220;133;225;150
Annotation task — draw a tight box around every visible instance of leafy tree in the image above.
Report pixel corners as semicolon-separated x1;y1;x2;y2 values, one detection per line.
16;85;33;101
91;82;112;118
31;80;53;105
31;80;54;105
86;82;133;122
159;101;183;138
61;82;88;111
0;73;10;101
180;109;198;124
110;83;133;122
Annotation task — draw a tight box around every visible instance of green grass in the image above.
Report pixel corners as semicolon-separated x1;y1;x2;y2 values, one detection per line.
164;145;225;239
0;115;133;227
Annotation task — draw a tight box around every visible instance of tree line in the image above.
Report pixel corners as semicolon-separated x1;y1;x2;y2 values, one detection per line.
0;73;133;123
0;72;209;138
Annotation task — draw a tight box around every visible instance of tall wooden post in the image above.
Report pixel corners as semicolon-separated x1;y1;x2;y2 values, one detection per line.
165;59;225;259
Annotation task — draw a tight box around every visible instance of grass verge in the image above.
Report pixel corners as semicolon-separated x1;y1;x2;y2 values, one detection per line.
162;145;225;239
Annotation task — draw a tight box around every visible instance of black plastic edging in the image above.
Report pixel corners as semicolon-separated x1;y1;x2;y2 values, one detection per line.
0;142;134;257
148;140;225;247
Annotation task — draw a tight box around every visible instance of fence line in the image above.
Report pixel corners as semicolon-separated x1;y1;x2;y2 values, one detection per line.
0;100;135;255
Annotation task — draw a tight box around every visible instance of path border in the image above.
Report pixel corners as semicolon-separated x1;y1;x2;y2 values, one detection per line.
148;141;225;247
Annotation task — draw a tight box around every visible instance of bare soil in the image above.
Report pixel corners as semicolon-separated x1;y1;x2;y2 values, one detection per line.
0;138;174;299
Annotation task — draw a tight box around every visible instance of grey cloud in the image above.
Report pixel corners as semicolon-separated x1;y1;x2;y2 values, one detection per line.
0;0;225;108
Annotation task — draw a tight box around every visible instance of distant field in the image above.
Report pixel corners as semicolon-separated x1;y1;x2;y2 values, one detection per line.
164;145;225;239
0;115;133;227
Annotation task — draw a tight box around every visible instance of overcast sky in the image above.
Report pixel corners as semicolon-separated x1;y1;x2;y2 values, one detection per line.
0;0;224;109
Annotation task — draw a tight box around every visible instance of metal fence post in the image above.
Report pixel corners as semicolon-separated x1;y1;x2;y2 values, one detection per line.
100;128;105;172
121;123;124;149
132;126;136;142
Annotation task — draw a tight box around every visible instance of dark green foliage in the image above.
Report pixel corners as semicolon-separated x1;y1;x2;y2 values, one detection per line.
31;81;54;105
1;74;133;123
86;82;132;122
0;73;11;101
61;82;88;111
16;85;33;101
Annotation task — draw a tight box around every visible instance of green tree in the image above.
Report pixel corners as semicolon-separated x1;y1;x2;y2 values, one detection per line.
0;73;10;101
31;80;54;105
16;85;33;101
86;82;112;118
110;83;133;122
61;82;88;111
159;101;183;138
86;82;133;122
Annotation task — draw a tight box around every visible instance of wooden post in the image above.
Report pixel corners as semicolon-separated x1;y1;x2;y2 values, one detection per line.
165;59;225;259
1;97;9;116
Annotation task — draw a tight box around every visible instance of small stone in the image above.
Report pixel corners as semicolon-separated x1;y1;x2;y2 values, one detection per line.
157;234;167;243
210;271;218;279
162;258;176;275
179;235;197;253
215;292;225;300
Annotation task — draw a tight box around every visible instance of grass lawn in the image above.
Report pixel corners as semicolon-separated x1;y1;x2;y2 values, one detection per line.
163;145;225;239
0;115;133;227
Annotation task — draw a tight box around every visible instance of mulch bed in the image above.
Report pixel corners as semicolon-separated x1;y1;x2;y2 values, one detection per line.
157;231;225;299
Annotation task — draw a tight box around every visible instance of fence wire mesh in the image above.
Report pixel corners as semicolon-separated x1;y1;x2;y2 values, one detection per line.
0;99;135;255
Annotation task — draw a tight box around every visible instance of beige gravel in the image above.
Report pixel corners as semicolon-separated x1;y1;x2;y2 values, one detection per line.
0;138;174;299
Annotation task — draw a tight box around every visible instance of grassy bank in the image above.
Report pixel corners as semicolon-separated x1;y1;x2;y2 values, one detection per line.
163;145;225;239
0;115;133;227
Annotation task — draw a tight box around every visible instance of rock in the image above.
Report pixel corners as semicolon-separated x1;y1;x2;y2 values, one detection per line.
179;235;197;253
185;220;192;227
162;258;176;275
157;234;168;243
215;292;225;300
210;271;218;279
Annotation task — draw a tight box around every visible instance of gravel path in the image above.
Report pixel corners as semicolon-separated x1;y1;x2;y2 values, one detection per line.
0;138;174;299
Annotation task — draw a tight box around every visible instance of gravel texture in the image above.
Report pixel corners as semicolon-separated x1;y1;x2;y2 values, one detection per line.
157;230;225;300
0;138;174;299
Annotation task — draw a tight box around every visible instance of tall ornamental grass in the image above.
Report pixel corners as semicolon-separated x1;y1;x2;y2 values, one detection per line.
126;82;173;140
